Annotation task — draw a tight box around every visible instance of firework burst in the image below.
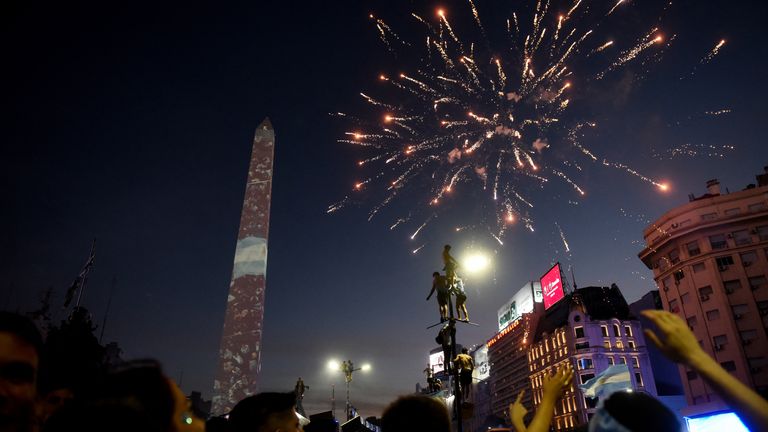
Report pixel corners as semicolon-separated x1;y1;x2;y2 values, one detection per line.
331;0;718;242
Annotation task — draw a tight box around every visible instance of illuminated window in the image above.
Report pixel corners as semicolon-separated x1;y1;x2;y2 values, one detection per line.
603;340;611;349
616;340;624;349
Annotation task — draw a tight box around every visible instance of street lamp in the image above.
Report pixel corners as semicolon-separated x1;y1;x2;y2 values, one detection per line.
328;359;371;420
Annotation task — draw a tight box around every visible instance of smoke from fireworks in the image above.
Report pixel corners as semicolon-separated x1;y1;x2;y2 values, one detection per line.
331;0;721;242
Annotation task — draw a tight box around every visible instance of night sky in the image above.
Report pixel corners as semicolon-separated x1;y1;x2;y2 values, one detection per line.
3;0;768;418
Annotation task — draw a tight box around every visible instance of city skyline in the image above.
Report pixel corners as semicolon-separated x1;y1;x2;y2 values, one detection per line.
3;0;768;419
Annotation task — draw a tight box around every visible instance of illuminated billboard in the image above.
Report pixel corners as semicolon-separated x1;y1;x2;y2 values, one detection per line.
497;282;538;331
541;263;564;310
429;351;445;374
472;345;489;382
533;281;543;303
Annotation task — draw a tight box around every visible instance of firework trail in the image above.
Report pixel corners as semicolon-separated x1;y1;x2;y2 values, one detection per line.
555;222;570;253
681;38;727;79
332;0;719;241
652;143;735;160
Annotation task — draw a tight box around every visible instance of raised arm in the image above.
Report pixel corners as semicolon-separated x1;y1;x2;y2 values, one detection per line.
509;390;528;432
524;365;573;432
642;309;768;431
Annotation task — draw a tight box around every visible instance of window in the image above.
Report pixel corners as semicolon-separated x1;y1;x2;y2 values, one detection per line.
741;251;758;267
724;279;742;294
687;370;698;380
687;316;698;327
741;330;758;345
710;234;727;249
713;334;728;349
635;372;643;386
674;269;685;282
613;324;620;337
607;357;614;365
681;292;691;304
725;207;741;216
716;255;735;269
624;325;632;337
601;326;608;337
699;285;713;301
721;361;737;372
749;203;767;212
632;357;639;367
658;258;669;272
661;277;672;291
757;226;768;241
669;299;679;313
732;229;752;246
706;309;721;321
603;340;611;349
628;341;635;350
620;357;626;364
687;241;701;256
693;262;706;273
732;304;748;319
575;342;590;350
758;301;768;317
616;340;624;349
575;327;585;338
578;358;594;370
669;249;680;264
702;212;718;221
580;373;595;384
749;276;767;291
748;357;767;372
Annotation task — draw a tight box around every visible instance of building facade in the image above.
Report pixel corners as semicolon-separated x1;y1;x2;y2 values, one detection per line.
487;308;541;422
638;171;768;414
528;286;656;430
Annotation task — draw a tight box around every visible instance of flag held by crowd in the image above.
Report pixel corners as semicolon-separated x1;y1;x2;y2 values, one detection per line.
579;364;632;399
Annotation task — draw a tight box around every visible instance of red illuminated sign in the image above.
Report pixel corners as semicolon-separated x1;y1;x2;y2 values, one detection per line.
540;263;564;310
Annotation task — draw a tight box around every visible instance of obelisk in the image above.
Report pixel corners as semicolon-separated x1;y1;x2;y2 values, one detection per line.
212;118;275;414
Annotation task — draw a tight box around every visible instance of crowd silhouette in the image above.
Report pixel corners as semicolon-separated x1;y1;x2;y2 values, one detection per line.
2;307;767;432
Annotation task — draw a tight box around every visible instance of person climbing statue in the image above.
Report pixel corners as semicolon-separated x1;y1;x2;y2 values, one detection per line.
453;277;470;322
442;245;459;286
435;320;456;375
427;272;450;322
453;347;475;401
423;363;437;393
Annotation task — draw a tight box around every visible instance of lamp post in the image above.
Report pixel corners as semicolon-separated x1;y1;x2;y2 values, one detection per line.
328;359;370;420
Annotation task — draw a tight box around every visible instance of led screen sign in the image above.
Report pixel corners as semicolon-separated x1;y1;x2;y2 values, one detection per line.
541;263;564;310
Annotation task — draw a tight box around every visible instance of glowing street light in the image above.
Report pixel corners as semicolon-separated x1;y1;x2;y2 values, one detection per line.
328;359;371;420
462;252;491;274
